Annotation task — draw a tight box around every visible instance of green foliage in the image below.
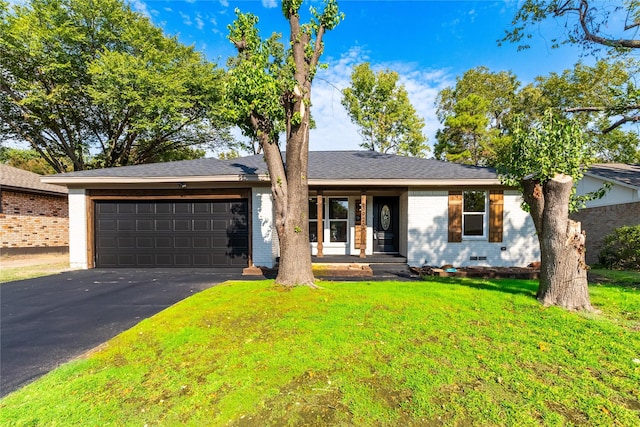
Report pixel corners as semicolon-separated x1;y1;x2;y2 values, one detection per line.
341;63;428;157
225;9;286;151
1;279;638;425
502;1;640;147
535;59;640;161
0;0;228;171
435;67;520;166
0;147;58;174
496;111;597;212
599;225;640;271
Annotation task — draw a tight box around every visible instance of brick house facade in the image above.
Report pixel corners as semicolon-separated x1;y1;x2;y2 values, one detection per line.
1;164;69;257
572;164;640;265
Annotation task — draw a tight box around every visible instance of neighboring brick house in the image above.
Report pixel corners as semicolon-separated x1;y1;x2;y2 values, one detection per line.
1;164;69;257
572;164;640;265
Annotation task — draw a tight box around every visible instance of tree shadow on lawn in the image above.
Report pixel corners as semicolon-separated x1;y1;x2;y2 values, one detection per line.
428;277;538;297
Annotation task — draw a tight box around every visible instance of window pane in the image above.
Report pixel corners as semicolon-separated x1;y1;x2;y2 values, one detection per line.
329;199;348;219
463;191;485;212
308;198;318;220
464;214;484;236
330;221;347;242
309;221;317;242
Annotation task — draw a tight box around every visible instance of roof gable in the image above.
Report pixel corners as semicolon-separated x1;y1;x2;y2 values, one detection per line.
587;164;640;190
0;164;67;195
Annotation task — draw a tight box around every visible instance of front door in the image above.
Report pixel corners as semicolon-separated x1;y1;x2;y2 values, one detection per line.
373;197;399;253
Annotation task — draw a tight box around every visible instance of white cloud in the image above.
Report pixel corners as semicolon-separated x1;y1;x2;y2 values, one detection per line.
309;47;453;153
195;13;205;30
179;11;193;27
219;0;229;7
262;0;278;9
130;0;151;18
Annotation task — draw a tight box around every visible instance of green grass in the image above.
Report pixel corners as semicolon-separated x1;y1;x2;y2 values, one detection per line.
1;278;639;426
0;262;69;283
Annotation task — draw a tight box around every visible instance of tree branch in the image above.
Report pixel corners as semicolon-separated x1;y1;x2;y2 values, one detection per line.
578;0;640;49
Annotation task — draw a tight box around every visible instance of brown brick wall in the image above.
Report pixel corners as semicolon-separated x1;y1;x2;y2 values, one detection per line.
1;190;69;251
571;201;640;265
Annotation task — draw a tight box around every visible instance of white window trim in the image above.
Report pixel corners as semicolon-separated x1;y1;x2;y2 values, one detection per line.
462;190;488;240
308;196;350;248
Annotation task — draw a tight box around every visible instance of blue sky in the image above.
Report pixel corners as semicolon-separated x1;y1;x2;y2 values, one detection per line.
109;2;602;153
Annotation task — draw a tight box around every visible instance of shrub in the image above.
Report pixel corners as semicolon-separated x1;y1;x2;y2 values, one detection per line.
599;225;640;271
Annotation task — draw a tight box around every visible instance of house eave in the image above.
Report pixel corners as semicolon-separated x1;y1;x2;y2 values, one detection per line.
307;178;502;186
41;175;502;188
41;174;271;186
583;172;640;192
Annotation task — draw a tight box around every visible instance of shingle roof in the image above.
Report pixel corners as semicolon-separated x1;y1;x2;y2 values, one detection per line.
46;151;498;181
587;163;640;189
48;156;235;178
0;164;67;195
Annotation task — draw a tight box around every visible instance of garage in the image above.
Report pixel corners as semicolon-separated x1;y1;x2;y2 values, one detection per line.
95;200;248;268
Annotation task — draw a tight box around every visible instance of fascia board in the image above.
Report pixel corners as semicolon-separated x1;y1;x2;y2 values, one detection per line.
41;174;270;185
306;178;502;186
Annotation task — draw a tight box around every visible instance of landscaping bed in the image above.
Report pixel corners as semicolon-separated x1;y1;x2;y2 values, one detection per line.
411;265;540;280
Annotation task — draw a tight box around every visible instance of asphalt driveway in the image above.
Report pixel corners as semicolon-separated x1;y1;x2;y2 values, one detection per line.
1;269;245;397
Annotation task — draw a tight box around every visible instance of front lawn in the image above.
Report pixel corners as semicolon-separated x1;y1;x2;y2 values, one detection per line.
1;278;639;426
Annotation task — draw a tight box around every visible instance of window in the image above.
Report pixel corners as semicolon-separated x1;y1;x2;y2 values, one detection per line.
329;198;348;242
462;191;486;237
308;198;318;242
308;197;349;244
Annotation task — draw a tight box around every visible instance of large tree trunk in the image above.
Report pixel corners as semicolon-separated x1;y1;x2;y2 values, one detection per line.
523;174;592;310
274;123;315;287
255;116;315;288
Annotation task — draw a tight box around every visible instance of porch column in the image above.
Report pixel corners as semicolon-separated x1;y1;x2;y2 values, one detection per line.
360;191;367;258
317;192;323;257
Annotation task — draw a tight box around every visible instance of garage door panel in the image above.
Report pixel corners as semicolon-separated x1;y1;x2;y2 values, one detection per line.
156;237;172;248
193;219;210;231
95;200;248;268
136;237;154;249
174;204;191;214
118;220;134;231
155;204;172;214
98;219;116;232
155;220;171;231
174;220;191;231
118;204;135;214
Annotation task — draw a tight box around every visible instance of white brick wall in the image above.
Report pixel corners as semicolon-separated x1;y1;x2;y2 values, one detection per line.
252;187;277;268
406;189;539;267
68;189;88;269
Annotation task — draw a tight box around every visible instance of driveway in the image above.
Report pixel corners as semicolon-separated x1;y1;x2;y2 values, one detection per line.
1;269;245;397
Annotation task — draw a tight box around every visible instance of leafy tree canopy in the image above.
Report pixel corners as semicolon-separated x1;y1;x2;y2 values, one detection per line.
435;62;639;165
0;0;230;172
434;67;520;166
341;63;428;157
502;0;640;139
0;146;58;174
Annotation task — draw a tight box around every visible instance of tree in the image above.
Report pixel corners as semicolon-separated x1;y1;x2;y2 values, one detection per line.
341;63;428;156
534;59;640;160
0;0;228;172
226;1;343;287
435;67;520;165
496;112;596;310
502;0;640;133
0;146;57;174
